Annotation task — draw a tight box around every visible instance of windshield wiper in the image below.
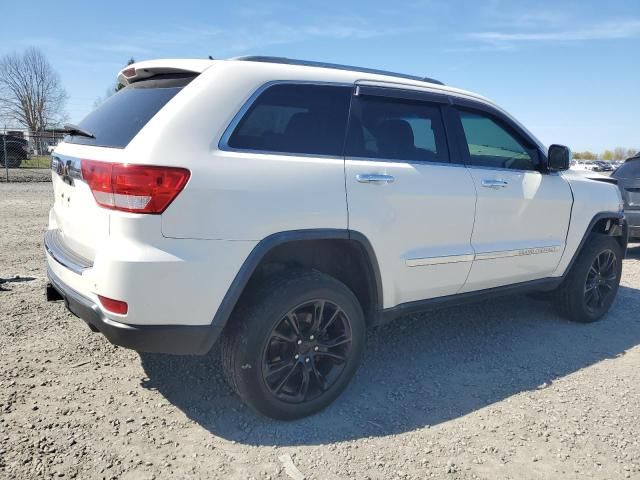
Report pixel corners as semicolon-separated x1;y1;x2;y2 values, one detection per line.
62;123;95;139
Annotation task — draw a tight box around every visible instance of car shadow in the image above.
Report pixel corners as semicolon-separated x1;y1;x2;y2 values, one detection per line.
0;276;36;284
139;284;640;446
625;242;640;259
0;276;36;291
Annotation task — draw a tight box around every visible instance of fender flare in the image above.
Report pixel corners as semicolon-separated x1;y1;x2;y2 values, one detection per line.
560;211;627;277
210;229;383;330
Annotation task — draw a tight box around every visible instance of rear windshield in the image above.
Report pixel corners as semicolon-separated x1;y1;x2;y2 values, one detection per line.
613;159;640;178
65;74;195;149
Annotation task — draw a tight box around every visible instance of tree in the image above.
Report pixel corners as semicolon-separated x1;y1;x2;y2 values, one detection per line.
573;150;596;160
602;149;614;161
613;147;628;161
0;47;67;131
626;147;639;159
93;58;135;107
93;85;119;109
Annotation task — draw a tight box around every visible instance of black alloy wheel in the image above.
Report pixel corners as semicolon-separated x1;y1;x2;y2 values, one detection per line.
584;249;618;313
221;269;365;419
261;299;352;404
554;233;623;323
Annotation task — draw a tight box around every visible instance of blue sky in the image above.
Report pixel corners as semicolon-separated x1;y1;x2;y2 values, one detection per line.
1;0;639;152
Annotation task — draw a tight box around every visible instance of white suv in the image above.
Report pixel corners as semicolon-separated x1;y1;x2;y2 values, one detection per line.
45;57;628;419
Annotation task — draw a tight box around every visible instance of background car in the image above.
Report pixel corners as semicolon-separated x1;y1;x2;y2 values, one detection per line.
0;134;29;168
592;160;614;172
571;160;589;170
612;153;640;241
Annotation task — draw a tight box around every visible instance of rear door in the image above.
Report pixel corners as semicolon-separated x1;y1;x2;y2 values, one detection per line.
449;102;573;292
344;86;477;308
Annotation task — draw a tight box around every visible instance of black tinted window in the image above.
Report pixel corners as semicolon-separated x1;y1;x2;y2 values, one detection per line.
457;109;538;170
345;95;449;162
613;159;640;178
228;84;351;156
65;74;194;149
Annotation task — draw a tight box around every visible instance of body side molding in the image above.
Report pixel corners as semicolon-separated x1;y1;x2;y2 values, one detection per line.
406;245;563;267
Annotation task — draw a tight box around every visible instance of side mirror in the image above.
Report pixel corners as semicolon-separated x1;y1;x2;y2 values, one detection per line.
547;144;571;171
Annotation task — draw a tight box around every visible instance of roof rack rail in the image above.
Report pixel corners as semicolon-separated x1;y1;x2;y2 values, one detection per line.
231;56;444;86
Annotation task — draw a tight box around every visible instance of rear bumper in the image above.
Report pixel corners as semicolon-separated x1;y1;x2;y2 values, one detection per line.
47;267;221;355
625;210;640;239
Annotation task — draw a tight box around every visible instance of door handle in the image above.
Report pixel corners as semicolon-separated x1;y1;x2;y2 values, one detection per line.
356;174;395;184
481;179;508;189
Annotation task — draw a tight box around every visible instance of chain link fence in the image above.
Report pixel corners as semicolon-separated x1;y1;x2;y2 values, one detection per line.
1;128;65;182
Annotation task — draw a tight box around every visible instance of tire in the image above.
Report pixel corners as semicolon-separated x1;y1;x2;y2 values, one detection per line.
554;233;623;323
0;156;21;168
8;157;22;168
220;269;366;420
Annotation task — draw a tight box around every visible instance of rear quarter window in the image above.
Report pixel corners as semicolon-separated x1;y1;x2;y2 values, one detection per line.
65;74;195;149
226;83;352;156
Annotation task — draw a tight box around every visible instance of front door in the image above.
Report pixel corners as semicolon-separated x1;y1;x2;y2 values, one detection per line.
450;105;573;292
344;86;478;308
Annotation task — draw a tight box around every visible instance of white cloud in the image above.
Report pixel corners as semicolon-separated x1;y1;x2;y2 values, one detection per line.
467;19;640;46
115;19;416;57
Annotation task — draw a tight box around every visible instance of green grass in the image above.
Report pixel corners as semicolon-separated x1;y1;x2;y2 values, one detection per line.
19;156;51;169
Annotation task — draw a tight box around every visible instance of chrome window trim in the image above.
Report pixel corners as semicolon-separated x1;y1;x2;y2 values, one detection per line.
465;164;549;174
465;164;563;175
218;80;353;159
346;157;465;168
218;147;346;161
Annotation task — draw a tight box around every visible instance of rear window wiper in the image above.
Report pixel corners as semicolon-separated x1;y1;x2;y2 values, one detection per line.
62;123;95;139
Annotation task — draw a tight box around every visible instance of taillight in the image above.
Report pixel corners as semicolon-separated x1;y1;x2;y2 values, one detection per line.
98;295;128;315
81;160;190;214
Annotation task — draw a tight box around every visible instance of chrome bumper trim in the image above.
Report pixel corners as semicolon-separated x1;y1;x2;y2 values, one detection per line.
44;229;93;275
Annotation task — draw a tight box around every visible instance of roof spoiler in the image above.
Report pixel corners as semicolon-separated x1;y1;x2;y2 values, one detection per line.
117;59;214;86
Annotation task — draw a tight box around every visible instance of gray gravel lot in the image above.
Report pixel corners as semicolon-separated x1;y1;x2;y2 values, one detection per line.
1;182;640;479
0;168;51;183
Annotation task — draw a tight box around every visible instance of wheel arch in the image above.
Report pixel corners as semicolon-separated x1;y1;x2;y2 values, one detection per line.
210;229;383;332
561;211;628;277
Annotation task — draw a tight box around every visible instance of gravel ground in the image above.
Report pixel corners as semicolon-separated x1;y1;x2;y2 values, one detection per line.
0;168;51;183
1;182;639;480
